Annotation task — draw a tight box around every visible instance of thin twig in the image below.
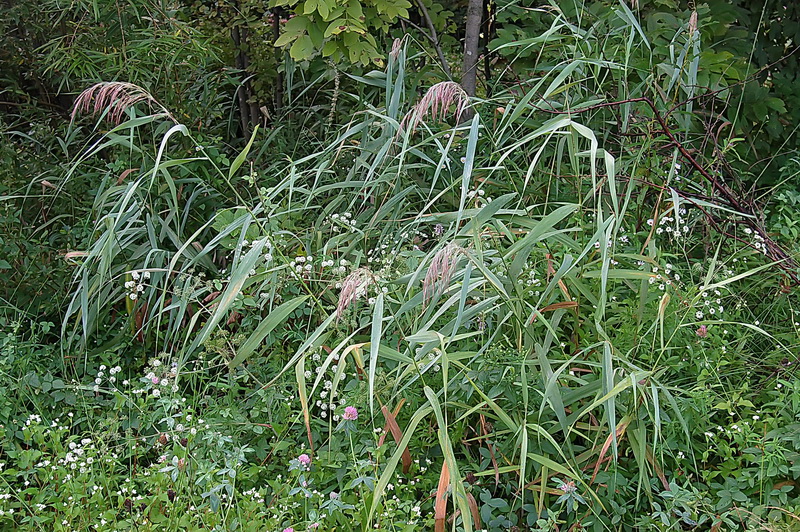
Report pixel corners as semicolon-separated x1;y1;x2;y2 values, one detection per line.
404;3;451;77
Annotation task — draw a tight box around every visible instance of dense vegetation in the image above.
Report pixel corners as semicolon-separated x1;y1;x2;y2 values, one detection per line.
3;0;800;530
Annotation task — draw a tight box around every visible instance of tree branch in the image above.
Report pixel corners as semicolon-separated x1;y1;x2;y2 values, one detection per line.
412;0;451;77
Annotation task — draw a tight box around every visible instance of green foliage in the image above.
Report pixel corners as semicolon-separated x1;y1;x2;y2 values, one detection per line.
2;1;800;530
271;0;412;65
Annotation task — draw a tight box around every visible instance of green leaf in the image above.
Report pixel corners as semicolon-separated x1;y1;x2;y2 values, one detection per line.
229;126;259;180
184;239;267;355
324;19;348;37
368;293;384;415
274;32;298;48
229;295;310;369
290;35;315;60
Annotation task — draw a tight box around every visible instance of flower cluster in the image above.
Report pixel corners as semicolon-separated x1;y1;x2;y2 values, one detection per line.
124;270;150;300
653;204;690;240
467;188;492;207
366;229;427;266
289;453;312;473
289;255;350;279
694;288;724;320
131;355;178;398
326;212;358;233
743;227;768;254
58;437;98;474
309;356;348;421
93;364;123;391
645;263;679;291
522;262;543;293
289;255;314;276
414;347;442;373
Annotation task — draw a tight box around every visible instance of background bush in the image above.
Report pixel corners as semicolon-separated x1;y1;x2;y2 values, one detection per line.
2;1;800;530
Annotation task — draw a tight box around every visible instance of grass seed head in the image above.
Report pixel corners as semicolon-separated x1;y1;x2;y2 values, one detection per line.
72;82;160;125
402;81;470;134
423;242;464;305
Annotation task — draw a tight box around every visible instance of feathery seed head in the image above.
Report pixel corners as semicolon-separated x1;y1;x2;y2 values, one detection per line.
423;242;464;305
72;82;161;125
336;268;374;318
401;81;470;134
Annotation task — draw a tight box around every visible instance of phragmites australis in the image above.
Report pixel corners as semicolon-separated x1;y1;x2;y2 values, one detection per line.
71;82;165;125
389;37;404;60
401;81;470;134
422;242;465;305
688;10;698;36
336;268;375;319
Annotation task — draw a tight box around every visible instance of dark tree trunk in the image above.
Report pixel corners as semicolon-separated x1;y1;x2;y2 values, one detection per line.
241;28;261;130
461;0;483;98
231;25;251;137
